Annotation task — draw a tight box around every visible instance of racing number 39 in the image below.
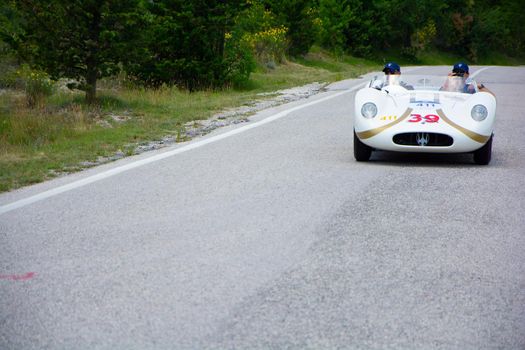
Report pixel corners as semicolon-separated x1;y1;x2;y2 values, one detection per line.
408;114;440;123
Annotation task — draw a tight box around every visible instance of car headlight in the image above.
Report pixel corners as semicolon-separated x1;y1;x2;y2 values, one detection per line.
361;102;378;119
471;104;488;121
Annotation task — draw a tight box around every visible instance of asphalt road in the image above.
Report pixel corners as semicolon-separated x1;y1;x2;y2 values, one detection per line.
1;66;524;349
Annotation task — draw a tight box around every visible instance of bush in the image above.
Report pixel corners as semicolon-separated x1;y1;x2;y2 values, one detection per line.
265;0;317;57
244;26;288;65
16;65;55;108
224;32;257;87
411;20;437;52
229;2;288;69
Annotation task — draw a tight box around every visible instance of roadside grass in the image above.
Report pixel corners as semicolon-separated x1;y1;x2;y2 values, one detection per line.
0;50;376;192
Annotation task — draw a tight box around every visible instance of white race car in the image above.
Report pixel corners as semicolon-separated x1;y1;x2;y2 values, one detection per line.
353;74;496;164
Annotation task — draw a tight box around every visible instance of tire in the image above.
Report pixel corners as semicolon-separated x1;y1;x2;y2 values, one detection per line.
354;130;372;161
473;134;493;165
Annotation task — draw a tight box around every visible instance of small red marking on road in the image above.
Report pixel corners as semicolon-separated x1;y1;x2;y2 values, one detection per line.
0;272;35;281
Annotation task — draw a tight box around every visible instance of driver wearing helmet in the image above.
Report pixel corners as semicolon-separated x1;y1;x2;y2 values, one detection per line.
371;62;413;90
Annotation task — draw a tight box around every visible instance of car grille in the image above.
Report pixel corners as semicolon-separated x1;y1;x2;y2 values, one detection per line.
393;133;453;146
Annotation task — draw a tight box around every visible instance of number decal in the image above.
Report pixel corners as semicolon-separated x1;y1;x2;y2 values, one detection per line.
380;115;398;121
424;114;439;123
408;114;440;123
408;114;422;123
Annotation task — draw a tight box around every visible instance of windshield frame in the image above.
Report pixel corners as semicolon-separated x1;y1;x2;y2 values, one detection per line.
369;74;478;94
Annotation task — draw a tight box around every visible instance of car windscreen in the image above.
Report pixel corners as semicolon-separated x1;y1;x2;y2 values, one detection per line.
372;74;478;94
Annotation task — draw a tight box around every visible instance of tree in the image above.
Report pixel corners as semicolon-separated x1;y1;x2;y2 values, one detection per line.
2;0;142;104
318;0;355;53
0;2;19;87
264;0;317;56
127;0;249;90
469;0;525;60
342;0;375;57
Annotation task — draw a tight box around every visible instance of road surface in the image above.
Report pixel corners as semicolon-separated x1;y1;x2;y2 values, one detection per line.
1;66;524;349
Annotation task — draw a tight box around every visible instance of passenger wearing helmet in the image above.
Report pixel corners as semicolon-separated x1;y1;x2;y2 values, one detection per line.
443;62;494;96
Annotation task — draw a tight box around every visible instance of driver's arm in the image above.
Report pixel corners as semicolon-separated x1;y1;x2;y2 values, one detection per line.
400;81;414;90
370;79;384;90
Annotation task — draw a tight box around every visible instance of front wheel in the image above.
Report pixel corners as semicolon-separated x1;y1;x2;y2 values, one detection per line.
354;130;372;161
473;134;493;165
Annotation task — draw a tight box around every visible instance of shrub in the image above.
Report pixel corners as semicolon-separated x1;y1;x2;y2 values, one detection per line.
229;2;288;68
224;32;257;87
264;0;317;57
412;20;437;52
16;65;55;108
244;26;288;65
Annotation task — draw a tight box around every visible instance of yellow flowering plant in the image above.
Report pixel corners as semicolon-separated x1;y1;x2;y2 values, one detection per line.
243;26;288;65
15;65;55;108
412;20;438;51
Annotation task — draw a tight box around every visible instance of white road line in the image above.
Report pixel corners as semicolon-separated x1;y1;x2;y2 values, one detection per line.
0;81;368;215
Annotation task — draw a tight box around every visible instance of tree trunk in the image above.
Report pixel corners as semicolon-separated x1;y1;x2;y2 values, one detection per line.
86;65;97;104
85;3;101;104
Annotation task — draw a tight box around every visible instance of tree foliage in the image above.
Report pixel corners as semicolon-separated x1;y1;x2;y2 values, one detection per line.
1;0;142;103
263;0;318;56
126;0;250;90
314;0;525;61
1;0;524;98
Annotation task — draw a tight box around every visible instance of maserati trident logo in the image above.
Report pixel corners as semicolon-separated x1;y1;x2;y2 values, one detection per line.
416;132;430;146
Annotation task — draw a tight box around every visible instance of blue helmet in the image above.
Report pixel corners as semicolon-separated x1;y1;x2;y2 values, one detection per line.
453;62;469;74
383;62;401;74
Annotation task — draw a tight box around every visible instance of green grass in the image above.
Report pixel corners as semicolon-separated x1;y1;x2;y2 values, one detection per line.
0;51;376;192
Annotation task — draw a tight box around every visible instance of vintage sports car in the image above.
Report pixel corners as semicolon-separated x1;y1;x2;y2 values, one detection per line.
353;74;496;164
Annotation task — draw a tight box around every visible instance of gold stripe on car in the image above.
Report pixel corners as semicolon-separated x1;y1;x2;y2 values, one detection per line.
356;108;413;139
436;109;490;143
